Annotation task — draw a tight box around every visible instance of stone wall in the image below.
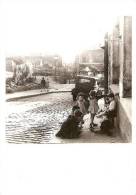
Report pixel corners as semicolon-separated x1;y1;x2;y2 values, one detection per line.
108;17;132;142
118;98;132;142
110;85;132;143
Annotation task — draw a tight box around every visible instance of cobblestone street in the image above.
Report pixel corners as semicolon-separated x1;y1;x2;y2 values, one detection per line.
6;92;73;143
6;92;123;143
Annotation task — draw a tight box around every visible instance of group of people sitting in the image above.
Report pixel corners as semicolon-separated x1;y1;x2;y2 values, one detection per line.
56;90;117;139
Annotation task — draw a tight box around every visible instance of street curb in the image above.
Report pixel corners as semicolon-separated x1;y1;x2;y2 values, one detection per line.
6;90;72;102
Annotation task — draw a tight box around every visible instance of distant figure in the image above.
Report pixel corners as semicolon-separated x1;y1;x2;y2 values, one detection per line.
45;77;49;92
56;110;83;139
40;77;46;92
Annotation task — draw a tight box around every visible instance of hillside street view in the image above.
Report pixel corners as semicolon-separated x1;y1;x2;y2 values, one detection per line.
5;2;132;144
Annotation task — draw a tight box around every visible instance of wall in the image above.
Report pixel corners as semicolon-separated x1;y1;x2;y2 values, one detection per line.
108;18;120;85
119;16;132;98
79;49;104;64
110;85;132;142
109;16;132;142
118;98;132;142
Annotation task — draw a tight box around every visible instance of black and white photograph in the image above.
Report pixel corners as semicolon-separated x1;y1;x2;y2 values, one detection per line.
5;1;132;144
0;0;135;194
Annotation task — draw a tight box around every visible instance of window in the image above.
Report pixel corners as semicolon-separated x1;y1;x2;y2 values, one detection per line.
79;78;92;83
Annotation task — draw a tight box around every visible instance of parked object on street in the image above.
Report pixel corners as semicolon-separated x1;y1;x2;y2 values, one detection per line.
71;75;96;101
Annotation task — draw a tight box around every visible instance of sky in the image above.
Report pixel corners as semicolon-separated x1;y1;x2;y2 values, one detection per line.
2;0;135;62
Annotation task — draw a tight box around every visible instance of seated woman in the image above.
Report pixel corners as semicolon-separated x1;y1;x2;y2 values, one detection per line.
97;93;116;117
56;110;83;139
96;113;113;136
106;93;117;118
95;93;117;135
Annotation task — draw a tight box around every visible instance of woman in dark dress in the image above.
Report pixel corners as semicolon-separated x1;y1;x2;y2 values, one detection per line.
56;110;83;139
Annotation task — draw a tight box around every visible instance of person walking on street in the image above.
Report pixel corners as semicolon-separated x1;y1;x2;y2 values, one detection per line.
40;77;46;92
45;77;49;92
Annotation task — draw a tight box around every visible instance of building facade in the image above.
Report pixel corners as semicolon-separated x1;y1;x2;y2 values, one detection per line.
75;49;104;76
107;16;132;142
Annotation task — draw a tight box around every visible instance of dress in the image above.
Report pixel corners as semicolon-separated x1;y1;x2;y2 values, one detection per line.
56;115;81;139
88;98;99;114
